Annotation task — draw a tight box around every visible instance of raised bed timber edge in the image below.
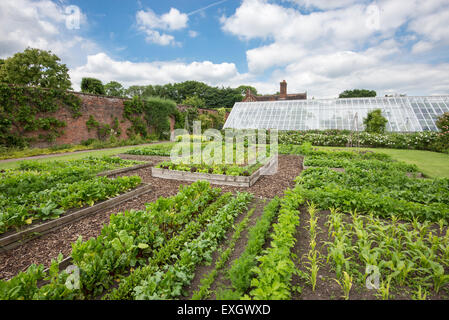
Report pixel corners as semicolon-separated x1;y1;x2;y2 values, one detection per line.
96;162;154;177
151;157;278;187
0;183;153;253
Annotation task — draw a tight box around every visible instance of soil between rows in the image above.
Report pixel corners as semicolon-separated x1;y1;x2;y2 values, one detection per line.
0;155;302;280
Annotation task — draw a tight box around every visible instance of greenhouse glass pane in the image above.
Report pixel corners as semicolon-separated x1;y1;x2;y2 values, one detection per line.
223;96;448;132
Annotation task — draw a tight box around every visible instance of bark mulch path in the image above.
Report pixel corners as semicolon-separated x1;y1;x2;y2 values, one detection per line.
0;155;302;280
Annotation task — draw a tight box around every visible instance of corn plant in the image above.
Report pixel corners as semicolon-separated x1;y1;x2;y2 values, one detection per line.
437;219;446;235
302;202;321;292
412;218;430;240
376;277;392;300
359;245;380;269
304;250;320;292
429;261;449;293
326;238;352;279
439;242;449;264
412;286;428;300
307;202;319;241
326;208;343;238
388;252;415;286
334;271;353;300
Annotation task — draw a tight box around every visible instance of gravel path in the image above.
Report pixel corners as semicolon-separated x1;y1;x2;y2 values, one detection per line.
0;155;302;280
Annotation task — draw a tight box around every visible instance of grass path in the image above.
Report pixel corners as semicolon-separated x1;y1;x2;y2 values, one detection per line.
317;146;449;178
0;142;167;170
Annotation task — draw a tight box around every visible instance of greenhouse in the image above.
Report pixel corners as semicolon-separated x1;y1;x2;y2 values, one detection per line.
224;96;449;132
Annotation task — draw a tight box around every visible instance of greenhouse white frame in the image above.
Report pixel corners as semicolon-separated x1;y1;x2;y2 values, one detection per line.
223;96;449;132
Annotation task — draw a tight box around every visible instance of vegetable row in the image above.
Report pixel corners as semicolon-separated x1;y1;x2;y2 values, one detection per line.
0;182;224;299
0;156;142;234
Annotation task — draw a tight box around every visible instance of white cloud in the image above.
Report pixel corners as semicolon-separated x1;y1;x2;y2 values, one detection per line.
221;0;449;51
411;41;434;54
221;0;289;40
288;0;363;10
136;8;188;31
136;8;188;46
246;43;306;73
273;58;449;98
221;0;380;47
0;0;97;67
188;30;199;38
408;5;449;46
161;8;189;30
143;30;176;46
69;53;241;91
219;0;449;97
289;51;378;79
2;0;449;100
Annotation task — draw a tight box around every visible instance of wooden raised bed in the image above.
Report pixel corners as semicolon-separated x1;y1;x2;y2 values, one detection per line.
0;183;153;253
96;162;154;177
152;157;278;187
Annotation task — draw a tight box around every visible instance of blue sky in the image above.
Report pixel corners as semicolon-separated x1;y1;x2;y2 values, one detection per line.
75;1;247;68
1;0;449;98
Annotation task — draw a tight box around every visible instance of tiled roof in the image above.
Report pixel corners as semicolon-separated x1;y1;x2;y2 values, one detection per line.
243;92;307;102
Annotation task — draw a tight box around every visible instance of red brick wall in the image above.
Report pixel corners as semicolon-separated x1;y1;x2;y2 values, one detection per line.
28;93;134;147
25;95;229;147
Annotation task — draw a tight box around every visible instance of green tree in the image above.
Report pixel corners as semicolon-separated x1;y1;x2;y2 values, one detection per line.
125;85;144;98
339;89;377;98
104;81;125;97
207;107;227;130
363;109;388;133
237;85;258;96
436;112;449;133
182;95;206;108
435;112;449;152
198;114;214;131
0;48;72;90
81;77;105;95
125;81;258;108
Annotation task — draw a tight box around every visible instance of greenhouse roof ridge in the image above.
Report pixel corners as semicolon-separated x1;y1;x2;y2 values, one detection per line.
236;95;449;105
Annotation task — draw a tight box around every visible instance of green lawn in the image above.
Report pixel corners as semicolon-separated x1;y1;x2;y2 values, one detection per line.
316;146;449;178
0;145;149;170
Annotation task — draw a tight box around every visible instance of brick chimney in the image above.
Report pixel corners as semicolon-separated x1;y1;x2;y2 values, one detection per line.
280;80;287;99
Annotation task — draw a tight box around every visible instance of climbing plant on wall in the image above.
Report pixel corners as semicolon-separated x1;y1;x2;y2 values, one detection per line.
123;96;176;139
86;115;122;141
0;84;82;147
